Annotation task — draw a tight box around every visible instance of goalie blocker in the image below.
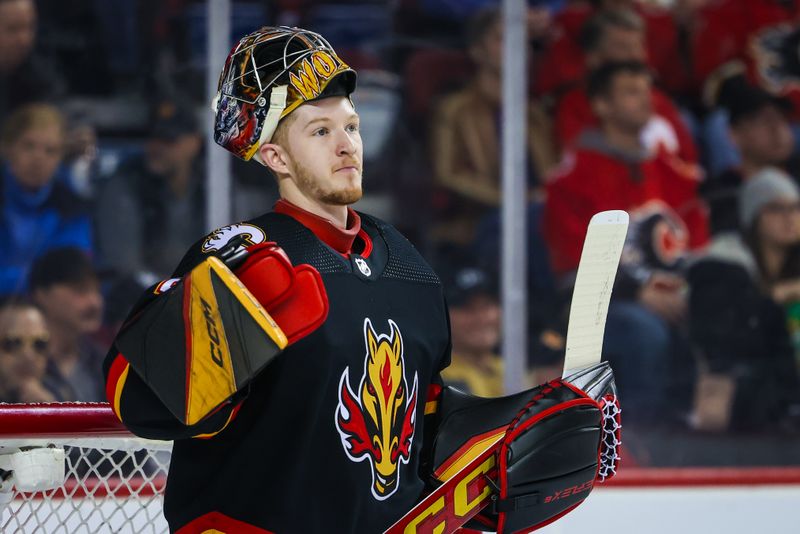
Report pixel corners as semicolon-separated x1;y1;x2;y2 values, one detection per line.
114;237;328;427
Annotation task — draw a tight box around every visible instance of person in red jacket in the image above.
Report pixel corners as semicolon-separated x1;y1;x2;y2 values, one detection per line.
546;61;708;275
544;60;709;425
690;0;800;176
553;8;698;163
692;0;800;114
533;0;688;98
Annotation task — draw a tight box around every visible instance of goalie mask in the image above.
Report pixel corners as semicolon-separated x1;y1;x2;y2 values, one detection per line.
212;26;357;162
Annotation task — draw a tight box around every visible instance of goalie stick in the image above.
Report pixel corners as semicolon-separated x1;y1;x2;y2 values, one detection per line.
384;210;629;534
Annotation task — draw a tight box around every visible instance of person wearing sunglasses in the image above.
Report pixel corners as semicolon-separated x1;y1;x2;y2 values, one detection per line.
0;299;55;403
29;247;105;402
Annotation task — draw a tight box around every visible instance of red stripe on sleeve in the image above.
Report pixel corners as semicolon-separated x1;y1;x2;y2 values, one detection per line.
105;353;129;406
426;383;443;403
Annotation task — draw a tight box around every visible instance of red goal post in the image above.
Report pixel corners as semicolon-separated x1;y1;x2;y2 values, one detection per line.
0;402;171;533
2;402;799;534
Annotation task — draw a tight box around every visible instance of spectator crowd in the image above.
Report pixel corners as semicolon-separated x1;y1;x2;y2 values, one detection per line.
2;0;800;466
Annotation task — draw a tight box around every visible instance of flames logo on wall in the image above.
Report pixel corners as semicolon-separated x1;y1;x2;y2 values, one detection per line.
335;319;418;501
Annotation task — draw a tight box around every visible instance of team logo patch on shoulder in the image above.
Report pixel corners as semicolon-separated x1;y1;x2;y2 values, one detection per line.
202;223;266;252
154;278;180;294
335;319;418;501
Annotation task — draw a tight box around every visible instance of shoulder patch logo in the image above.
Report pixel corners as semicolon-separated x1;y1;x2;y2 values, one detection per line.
202;223;266;252
335;319;418;501
153;278;180;294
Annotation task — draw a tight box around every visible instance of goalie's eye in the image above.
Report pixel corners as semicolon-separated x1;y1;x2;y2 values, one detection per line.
367;382;376;396
395;385;403;399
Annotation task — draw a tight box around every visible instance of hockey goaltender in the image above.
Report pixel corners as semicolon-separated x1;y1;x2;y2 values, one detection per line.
104;25;621;534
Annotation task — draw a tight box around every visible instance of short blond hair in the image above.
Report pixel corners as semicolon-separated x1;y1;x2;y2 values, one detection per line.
1;103;66;149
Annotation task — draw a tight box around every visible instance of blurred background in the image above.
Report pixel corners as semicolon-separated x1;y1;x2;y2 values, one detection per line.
1;0;800;480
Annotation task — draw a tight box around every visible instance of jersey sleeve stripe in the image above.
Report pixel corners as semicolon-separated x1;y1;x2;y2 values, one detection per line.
424;383;443;414
105;353;131;420
424;401;439;415
182;274;194;421
192;403;243;440
426;383;443;402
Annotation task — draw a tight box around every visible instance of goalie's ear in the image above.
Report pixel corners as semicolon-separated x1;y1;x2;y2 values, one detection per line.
258;141;292;175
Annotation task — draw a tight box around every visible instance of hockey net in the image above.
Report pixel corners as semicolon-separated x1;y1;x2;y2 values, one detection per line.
0;402;171;533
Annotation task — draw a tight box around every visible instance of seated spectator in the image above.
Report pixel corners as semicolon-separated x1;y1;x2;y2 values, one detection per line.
34;0;115;96
62;117;100;200
396;0;562;48
691;0;800;176
471;202;562;380
701;83;795;236
29;247;105;401
439;262;504;397
0;0;65;122
95;101;204;279
554;8;697;163
544;60;709;425
430;6;557;245
0;299;56;403
689;168;800;432
545;61;708;274
0;103;92;296
417;0;564;21
534;0;688;98
692;0;800;118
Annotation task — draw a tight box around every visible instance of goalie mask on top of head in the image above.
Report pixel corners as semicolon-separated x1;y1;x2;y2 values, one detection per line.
212;26;357;162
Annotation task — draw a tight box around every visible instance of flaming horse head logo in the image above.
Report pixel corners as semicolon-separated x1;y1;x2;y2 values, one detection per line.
335;319;418;500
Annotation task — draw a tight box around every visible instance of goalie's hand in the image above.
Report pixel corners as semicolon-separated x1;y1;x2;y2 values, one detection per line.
223;238;329;344
114;237;329;427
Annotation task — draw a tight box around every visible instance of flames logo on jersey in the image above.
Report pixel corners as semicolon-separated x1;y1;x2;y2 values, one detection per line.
201;223;266;252
335;319;418;501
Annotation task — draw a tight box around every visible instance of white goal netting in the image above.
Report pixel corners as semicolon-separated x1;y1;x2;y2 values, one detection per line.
0;403;171;534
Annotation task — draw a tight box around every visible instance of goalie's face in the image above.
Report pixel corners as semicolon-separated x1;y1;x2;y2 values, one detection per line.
261;96;363;207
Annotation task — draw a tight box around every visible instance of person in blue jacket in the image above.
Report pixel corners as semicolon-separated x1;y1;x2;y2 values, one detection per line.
0;103;92;296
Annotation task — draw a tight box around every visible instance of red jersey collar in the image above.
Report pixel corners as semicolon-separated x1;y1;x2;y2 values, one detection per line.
274;199;361;254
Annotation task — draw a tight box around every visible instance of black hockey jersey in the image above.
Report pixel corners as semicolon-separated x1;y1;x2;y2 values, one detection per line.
103;210;451;533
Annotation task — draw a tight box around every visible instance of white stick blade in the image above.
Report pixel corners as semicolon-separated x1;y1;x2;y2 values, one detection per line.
562;210;629;376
